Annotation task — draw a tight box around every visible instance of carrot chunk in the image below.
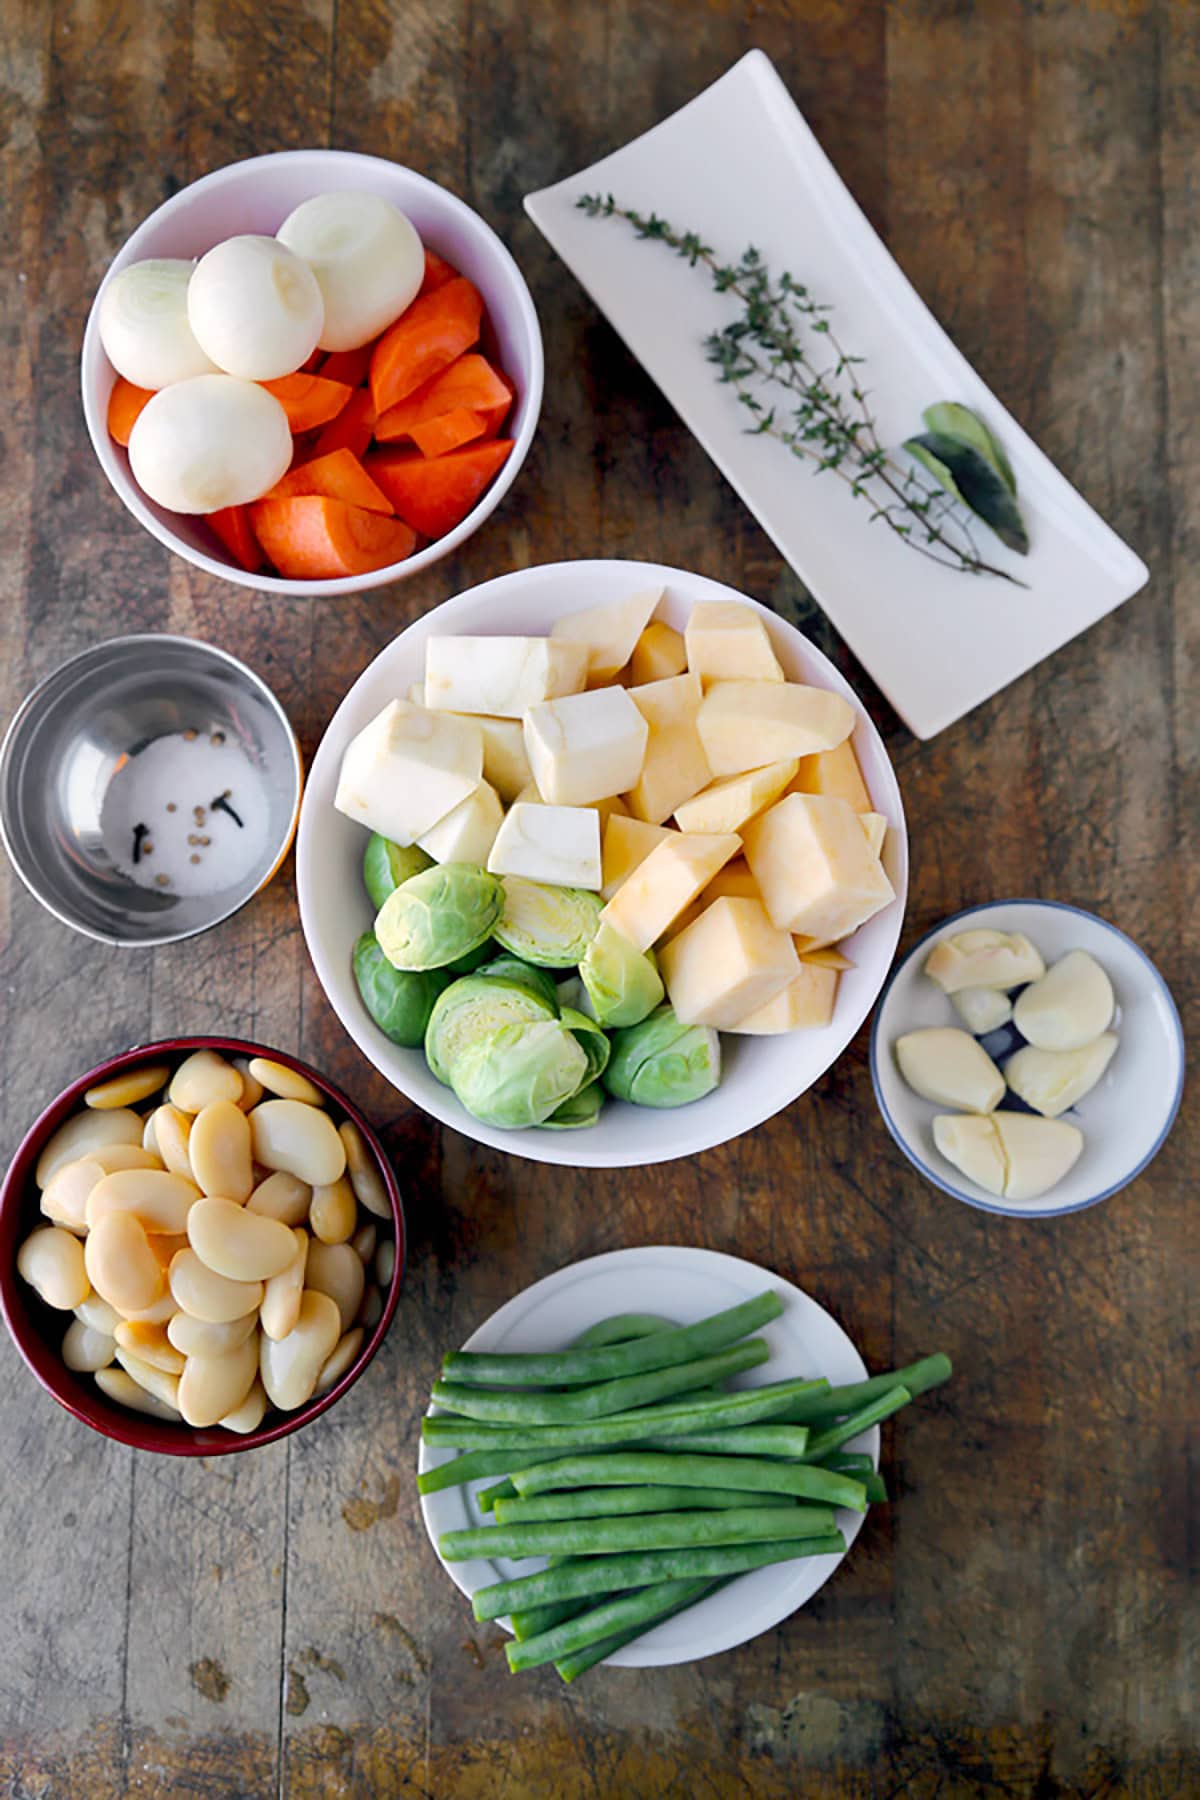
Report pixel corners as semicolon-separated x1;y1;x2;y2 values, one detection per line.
259;372;352;433
373;353;514;441
249;496;416;579
419;249;459;295
266;447;393;515
319;341;376;388
369;277;483;414
313;387;377;458
107;377;154;447
207;504;265;572
365;439;514;538
408;408;486;459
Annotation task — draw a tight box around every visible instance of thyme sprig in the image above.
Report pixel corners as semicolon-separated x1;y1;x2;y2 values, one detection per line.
577;193;1023;584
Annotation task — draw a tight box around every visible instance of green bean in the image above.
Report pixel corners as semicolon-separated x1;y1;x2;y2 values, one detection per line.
820;1452;888;1504
507;1578;714;1672
477;1478;518;1511
657;1424;809;1458
431;1339;769;1424
570;1313;677;1349
554;1580;723;1681
421;1376;830;1450
492;1487;811;1526
472;1534;846;1621
512;1596;595;1641
444;1290;783;1388
801;1387;912;1463
510;1452;867;1512
417;1447;565;1497
441;1506;837;1563
778;1354;951;1425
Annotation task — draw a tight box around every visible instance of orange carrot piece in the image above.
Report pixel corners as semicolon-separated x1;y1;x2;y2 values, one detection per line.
266;447;393;515
259;373;352;433
320;341;376;388
250;496;416;580
409;407;486;459
365;440;513;539
107;377;154;447
373;353;514;441
419;249;458;295
369;277;483;414
207;504;265;573
313;388;377;459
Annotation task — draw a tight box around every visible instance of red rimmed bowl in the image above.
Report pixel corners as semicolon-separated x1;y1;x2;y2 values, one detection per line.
0;1036;405;1455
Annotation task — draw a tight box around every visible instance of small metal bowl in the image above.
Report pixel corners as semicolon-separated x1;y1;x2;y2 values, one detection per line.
0;635;303;947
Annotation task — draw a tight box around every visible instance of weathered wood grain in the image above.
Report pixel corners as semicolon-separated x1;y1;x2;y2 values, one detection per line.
0;1;1196;1796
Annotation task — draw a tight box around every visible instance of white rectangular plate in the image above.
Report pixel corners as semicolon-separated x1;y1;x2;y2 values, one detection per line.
525;50;1149;740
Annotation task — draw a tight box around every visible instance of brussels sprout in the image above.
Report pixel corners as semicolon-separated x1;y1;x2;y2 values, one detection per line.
493;876;603;967
580;922;665;1029
559;1005;611;1083
375;864;503;971
602;1004;722;1108
555;974;590;1015
362;834;433;910
449;1018;590;1129
449;940;496;975
476;955;561;1014
353;932;451;1047
540;1081;605;1130
424;973;557;1086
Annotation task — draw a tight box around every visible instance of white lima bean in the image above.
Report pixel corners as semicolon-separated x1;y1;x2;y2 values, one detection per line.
62;1318;116;1373
247;1170;312;1226
259;1290;341;1411
178;1333;259;1428
357;1287;383;1331
114;1321;186;1375
305;1241;364;1334
315;1328;365;1396
251;1101;346;1187
95;1367;179;1420
86;1168;201;1234
85;1213;165;1315
36;1108;143;1188
122;1290;180;1326
85;1065;171;1111
260;1229;309;1341
247;1057;325;1107
350;1221;377;1265
338;1121;391;1219
167;1310;258;1358
189;1099;254;1202
169;1051;244;1114
41;1157;107;1234
375;1239;396;1290
76;1293;123;1336
169;1248;262;1324
220;1379;268;1435
17;1227;90;1309
310;1176;357;1245
149;1104;195;1179
188;1197;298;1283
233;1059;266;1111
114;1347;181;1411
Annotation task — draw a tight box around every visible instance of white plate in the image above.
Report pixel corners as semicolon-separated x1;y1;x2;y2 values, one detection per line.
417;1246;877;1668
870;900;1184;1217
525;51;1149;741
296;559;907;1168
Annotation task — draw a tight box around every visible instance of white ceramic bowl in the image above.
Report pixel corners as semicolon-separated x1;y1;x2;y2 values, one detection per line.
297;559;908;1167
80;150;543;597
870;899;1184;1218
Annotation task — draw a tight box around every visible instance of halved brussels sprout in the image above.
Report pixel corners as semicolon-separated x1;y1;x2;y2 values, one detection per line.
540;1081;605;1130
580;922;664;1028
424;972;558;1086
449;940;496;975
449;1018;590;1129
602;1004;721;1108
475;955;561;1014
375;864;503;971
362;834;434;911
353;932;451;1047
560;1005;611;1083
493;876;603;967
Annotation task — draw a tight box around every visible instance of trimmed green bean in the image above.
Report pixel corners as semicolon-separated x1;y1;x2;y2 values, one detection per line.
444;1290;783;1388
492;1486;811;1526
571;1313;677;1348
511;1596;594;1641
778;1354;951;1425
658;1424;809;1458
477;1478;517;1511
417;1447;564;1497
472;1534;846;1621
801;1386;912;1463
442;1506;837;1562
820;1451;888;1505
431;1338;770;1424
510;1452;867;1512
507;1578;713;1672
554;1580;723;1681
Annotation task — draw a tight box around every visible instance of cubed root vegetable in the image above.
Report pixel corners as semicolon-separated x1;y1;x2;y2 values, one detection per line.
259;372;353;433
107;377;155;446
249;495;416;580
318;341;377;387
369;276;484;413
419;248;459;295
410;407;486;458
206;503;264;572
374;353;514;442
366;440;514;538
313;387;377;459
267;447;394;515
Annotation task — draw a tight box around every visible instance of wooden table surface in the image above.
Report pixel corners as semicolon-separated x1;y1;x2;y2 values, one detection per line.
1;2;1195;1795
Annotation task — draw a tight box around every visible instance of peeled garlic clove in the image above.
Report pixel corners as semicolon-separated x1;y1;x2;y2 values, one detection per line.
932;1114;1007;1196
992;1113;1084;1201
951;986;1013;1035
925;929;1045;995
1012;950;1114;1052
1004;1033;1117;1118
895;1027;1004;1114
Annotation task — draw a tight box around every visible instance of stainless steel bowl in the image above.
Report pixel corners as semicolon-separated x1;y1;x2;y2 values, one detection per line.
0;636;303;947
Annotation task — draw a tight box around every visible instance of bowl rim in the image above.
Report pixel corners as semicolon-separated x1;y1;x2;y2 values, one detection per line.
0;1035;405;1454
0;633;305;949
80;147;545;596
868;897;1186;1219
296;555;910;1167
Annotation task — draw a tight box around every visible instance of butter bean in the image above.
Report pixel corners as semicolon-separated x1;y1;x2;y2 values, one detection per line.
259;1290;340;1411
62;1317;116;1372
114;1320;186;1374
36;1108;143;1188
41;1157;107;1233
309;1176;356;1245
188;1197;298;1282
18;1226;90;1309
247;1056;325;1107
86;1169;201;1234
95;1367;179;1420
149;1104;194;1179
338;1121;390;1218
189;1100;253;1201
169;1248;262;1323
167;1310;258;1358
233;1059;266;1111
85;1213;164;1315
85;1065;170;1110
315;1328;364;1396
357;1286;383;1331
305;1241;364;1334
142;1111;161;1154
351;1221;377;1265
178;1333;259;1428
121;1291;180;1326
220;1378;268;1435
169;1050;243;1113
247;1170;312;1226
148;1232;190;1271
114;1347;181;1411
261;1228;309;1341
91;1144;163;1176
250;1101;346;1188
76;1293;122;1335
375;1239;396;1290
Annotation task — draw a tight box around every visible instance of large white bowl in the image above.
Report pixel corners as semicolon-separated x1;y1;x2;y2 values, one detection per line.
81;150;543;597
297;560;908;1166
